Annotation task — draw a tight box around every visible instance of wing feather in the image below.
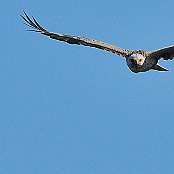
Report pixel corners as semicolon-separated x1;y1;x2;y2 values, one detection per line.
149;45;174;60
21;11;131;57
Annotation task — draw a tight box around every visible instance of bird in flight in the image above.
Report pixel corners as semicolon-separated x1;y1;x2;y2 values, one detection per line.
21;11;174;73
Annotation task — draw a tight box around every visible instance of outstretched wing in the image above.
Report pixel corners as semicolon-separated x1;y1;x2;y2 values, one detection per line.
21;11;131;57
148;45;174;60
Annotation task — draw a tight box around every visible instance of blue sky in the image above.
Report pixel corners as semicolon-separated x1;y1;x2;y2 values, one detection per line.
1;1;174;173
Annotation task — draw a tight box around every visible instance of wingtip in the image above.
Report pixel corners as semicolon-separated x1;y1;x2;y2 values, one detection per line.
23;10;27;15
21;10;27;18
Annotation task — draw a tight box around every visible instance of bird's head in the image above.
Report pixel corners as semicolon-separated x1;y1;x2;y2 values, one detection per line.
126;53;146;73
126;53;145;67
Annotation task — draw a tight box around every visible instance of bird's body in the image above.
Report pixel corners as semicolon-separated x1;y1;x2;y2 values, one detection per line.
21;11;174;73
125;51;157;73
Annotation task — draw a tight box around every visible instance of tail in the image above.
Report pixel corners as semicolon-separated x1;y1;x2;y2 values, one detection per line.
151;64;169;72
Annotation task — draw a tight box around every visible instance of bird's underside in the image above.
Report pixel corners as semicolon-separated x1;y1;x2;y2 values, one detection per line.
21;11;174;73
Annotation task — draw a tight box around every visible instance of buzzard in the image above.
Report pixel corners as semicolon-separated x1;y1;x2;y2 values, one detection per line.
21;11;174;73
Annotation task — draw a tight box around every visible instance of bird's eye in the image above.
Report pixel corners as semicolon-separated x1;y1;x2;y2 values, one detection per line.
130;59;133;62
139;59;142;62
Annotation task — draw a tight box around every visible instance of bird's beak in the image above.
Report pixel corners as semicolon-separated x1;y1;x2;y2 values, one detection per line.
135;59;139;64
135;59;141;66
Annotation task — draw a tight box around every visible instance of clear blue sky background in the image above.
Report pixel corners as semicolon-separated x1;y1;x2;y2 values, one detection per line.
1;1;174;173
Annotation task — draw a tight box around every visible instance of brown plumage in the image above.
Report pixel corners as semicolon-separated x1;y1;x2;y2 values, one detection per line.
21;11;174;73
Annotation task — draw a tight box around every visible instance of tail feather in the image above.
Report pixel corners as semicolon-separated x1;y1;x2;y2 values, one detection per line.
151;64;169;72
